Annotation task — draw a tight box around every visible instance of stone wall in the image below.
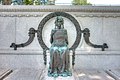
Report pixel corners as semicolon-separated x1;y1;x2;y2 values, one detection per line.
0;5;120;69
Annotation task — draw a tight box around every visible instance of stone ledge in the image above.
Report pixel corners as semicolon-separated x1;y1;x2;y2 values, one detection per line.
1;13;120;17
0;49;120;55
106;69;120;80
0;5;120;13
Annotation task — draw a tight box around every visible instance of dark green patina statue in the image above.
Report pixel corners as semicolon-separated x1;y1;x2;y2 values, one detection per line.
48;16;72;77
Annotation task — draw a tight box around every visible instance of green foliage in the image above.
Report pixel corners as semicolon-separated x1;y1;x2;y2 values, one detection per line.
72;0;91;5
33;0;40;5
23;0;33;5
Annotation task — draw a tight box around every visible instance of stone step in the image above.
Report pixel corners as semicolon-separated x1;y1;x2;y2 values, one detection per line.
74;69;115;80
0;69;12;80
4;68;43;80
3;68;118;80
106;69;120;80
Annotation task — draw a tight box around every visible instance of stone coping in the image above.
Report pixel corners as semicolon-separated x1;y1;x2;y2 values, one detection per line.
0;49;120;55
0;5;120;13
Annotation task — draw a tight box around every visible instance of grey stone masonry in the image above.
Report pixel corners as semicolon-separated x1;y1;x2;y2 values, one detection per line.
0;5;119;69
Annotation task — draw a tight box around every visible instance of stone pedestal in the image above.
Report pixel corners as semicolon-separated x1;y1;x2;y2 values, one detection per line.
45;76;75;80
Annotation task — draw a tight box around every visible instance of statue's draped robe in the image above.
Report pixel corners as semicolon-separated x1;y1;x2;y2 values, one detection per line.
48;28;70;77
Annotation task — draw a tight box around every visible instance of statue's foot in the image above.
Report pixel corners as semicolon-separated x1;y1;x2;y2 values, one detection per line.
59;72;68;77
48;73;53;77
48;69;52;77
52;72;59;78
59;71;72;77
67;72;72;76
48;72;58;77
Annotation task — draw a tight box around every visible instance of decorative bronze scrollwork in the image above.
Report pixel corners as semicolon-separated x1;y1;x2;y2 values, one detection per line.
10;12;108;66
10;28;37;50
82;28;108;51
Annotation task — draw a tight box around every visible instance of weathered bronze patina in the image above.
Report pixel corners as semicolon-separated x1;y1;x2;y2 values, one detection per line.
48;16;71;77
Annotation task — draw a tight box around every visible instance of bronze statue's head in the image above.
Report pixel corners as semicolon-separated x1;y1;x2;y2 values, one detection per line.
55;16;64;29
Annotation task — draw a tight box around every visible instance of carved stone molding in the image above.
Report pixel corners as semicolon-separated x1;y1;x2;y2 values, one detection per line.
0;5;120;13
0;14;120;18
0;6;120;18
0;14;44;17
74;14;120;18
0;5;120;18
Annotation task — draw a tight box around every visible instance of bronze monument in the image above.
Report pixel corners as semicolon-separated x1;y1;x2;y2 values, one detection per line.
48;16;71;77
10;12;108;78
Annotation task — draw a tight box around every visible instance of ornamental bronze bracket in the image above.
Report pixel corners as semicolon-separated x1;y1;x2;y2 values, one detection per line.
82;28;108;51
10;28;37;50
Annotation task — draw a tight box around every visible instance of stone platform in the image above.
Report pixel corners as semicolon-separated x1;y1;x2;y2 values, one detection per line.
0;69;12;80
1;68;120;80
4;68;43;80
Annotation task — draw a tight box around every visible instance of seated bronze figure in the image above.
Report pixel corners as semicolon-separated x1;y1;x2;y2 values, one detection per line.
48;16;72;77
